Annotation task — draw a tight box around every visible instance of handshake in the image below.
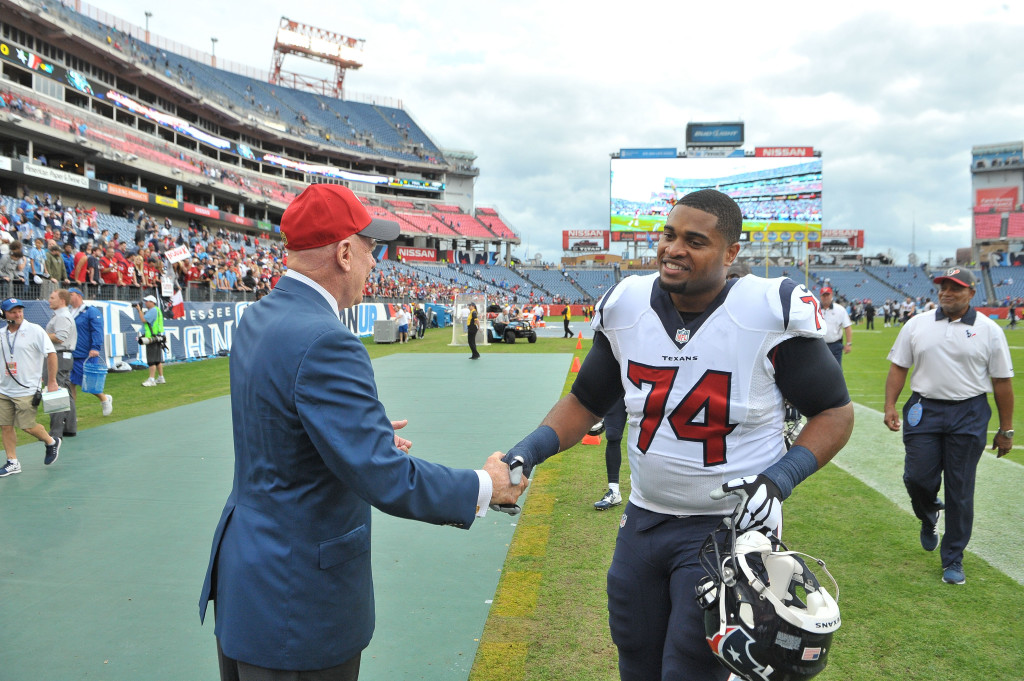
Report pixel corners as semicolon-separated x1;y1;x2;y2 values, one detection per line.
483;453;529;516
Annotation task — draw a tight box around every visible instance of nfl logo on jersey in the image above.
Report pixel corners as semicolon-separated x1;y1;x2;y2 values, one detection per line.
675;328;690;343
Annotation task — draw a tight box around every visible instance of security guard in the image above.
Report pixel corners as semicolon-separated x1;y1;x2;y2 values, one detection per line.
883;267;1014;585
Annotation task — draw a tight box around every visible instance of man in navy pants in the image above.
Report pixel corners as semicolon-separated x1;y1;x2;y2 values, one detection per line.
884;267;1014;585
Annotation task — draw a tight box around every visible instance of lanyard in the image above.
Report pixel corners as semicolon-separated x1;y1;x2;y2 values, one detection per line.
5;327;18;355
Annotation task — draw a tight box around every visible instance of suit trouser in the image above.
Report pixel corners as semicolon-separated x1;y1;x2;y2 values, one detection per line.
217;639;360;681
902;393;989;568
46;354;76;438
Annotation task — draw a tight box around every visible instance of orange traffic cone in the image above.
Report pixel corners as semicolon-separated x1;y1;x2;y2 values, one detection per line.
570;356;582;373
582;434;602;445
576;332;583;350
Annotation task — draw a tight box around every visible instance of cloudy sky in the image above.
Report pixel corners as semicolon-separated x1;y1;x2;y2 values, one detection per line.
93;0;1024;265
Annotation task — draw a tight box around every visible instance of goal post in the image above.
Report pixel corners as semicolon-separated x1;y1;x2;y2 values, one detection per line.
450;292;489;347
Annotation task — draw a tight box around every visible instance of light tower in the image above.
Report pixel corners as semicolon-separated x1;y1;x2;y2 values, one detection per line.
269;17;365;98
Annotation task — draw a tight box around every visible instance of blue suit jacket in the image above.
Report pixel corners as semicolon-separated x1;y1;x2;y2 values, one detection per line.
199;277;480;670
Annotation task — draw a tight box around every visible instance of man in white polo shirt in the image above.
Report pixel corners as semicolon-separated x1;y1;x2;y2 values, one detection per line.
883;267;1014;585
820;286;853;367
0;298;61;477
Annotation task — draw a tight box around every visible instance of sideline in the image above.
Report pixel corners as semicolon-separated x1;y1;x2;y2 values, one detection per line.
834;402;1024;585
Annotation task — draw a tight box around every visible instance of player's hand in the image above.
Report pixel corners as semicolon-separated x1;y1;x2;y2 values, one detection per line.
710;474;783;535
502;450;533;479
486;452;528;515
883;406;901;432
391;419;412;453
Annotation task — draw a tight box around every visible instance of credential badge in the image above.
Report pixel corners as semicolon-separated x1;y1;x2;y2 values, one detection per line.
675;328;690;343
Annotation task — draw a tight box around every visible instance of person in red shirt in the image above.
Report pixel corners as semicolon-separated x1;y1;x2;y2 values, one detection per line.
100;248;119;285
114;251;131;286
71;245;88;283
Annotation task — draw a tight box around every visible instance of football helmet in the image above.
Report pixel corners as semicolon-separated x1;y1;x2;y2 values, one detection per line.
695;521;840;681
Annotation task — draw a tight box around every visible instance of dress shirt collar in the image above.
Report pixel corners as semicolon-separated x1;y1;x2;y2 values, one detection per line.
283;269;340;319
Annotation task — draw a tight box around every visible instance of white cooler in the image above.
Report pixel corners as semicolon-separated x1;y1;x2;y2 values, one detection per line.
41;388;71;414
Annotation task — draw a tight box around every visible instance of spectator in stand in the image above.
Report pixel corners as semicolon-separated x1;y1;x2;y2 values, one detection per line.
100;247;118;286
86;245;103;285
68;288;113;420
45;289;77;441
27;238;47;283
0;298;62;478
61;243;75;277
43;241;68;296
0;242;26;288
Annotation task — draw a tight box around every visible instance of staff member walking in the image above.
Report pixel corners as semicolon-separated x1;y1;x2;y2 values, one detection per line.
45;289;77;440
467;302;480;359
883;267;1014;585
0;298;61;476
820;286;852;366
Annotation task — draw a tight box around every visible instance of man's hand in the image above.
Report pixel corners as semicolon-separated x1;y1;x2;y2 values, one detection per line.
710;474;783;535
485;452;529;514
391;419;412;453
883;405;901;432
88;349;100;358
46;381;58;393
992;431;1013;458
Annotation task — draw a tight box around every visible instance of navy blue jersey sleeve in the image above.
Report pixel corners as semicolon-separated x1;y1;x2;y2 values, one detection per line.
569;331;624;417
771;336;850;417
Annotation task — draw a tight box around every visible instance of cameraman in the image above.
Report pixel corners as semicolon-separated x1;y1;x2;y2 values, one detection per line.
137;295;166;387
0;298;61;477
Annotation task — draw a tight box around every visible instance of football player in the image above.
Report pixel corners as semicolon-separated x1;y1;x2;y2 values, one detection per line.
500;189;853;680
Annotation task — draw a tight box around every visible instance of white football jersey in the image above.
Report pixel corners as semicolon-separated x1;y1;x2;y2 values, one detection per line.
592;273;826;516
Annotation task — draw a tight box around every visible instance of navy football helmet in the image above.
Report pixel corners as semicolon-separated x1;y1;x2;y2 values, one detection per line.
695;521;841;681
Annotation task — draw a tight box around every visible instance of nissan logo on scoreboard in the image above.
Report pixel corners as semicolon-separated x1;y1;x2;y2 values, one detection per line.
754;147;816;157
397;246;437;262
564;230;610;250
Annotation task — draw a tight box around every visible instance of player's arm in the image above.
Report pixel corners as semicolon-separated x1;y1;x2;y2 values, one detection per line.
504;331;623;473
773;336;854;468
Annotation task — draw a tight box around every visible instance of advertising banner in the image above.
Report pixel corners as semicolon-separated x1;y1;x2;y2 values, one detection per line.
975;187;1019;213
685;122;744;147
754;147;815;158
20;299;405;369
22;163;90;189
397;246;437;262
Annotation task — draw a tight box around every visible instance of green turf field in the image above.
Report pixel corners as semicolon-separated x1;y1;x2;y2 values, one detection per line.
18;317;1024;681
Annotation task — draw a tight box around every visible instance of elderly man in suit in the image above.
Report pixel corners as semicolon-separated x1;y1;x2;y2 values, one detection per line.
200;184;528;681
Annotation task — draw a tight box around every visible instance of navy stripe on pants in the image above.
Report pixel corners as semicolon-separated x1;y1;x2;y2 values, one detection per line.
902;393;989;568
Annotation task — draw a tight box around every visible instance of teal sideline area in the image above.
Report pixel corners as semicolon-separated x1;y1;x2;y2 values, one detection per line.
0;353;571;681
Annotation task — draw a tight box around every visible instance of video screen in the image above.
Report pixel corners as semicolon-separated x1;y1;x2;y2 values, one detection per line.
610;156;822;233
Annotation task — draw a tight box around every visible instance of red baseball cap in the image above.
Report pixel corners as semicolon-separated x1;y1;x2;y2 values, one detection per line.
281;184;400;251
820;286;833;294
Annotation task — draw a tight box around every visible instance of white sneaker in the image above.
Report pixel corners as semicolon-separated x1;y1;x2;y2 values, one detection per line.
0;459;21;477
594;489;623;510
141;378;157;387
155;376;166;384
101;395;113;416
